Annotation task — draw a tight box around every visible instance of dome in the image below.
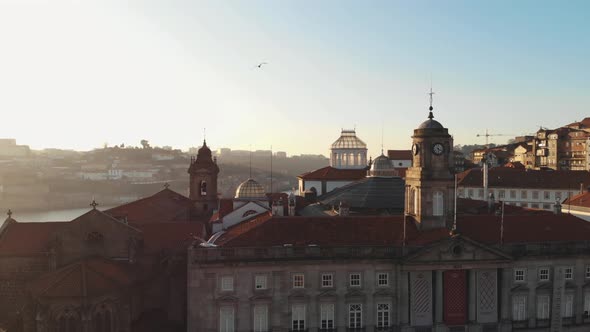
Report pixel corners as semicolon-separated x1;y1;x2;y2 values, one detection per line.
418;119;444;129
235;178;266;199
418;110;444;129
331;130;367;149
368;154;398;177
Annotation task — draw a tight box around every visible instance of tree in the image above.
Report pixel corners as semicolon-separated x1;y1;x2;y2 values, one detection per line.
140;140;151;149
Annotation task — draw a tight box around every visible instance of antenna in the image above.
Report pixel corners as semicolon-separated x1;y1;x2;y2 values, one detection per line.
381;123;384;155
500;201;505;245
203;128;206;144
452;174;458;233
270;145;273;193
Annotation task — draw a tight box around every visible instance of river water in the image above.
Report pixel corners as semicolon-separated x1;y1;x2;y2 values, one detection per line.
2;206;115;224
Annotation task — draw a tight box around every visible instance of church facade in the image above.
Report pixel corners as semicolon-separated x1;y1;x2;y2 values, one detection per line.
188;105;590;332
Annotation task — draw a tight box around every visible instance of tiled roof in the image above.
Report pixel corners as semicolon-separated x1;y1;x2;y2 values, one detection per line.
387;150;412;160
134;222;204;254
456;213;590;244
0;221;66;255
218;198;234;218
457;198;553;216
298;166;367;181
214;215;447;247
458;167;590;189
105;189;193;224
28;257;135;298
563;192;590;208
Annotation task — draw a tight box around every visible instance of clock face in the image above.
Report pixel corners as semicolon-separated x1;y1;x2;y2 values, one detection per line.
432;143;444;155
412;143;419;155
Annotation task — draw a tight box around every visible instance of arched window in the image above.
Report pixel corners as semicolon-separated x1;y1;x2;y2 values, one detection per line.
93;305;113;332
56;310;81;332
433;191;444;216
200;180;207;196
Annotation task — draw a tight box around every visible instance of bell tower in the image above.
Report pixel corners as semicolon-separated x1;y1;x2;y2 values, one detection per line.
188;140;219;217
405;89;455;230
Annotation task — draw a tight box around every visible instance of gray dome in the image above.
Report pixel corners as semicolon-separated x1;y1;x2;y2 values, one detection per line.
418;119;444;129
331;130;367;149
368;154;398;177
235;178;266;199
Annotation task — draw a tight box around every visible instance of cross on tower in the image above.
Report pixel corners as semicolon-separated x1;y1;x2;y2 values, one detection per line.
428;87;435;111
90;200;99;209
164;182;170;189
7;209;12;218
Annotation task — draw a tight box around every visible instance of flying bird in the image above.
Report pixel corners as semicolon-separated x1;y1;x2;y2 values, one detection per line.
256;62;268;68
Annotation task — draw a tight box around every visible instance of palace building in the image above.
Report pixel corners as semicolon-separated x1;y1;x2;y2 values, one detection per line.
188;100;590;332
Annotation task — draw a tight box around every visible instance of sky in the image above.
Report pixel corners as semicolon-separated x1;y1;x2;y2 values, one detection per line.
0;0;588;158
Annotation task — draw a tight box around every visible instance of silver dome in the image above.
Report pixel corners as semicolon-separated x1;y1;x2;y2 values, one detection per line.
368;154;398;177
235;178;266;199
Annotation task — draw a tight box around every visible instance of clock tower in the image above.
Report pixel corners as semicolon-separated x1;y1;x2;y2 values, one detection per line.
405;90;455;230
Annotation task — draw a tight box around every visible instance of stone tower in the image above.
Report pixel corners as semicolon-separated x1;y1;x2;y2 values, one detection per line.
188;140;219;217
405;94;455;230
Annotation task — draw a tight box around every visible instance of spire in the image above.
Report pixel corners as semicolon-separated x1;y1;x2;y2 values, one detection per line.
203;127;207;146
428;86;435;119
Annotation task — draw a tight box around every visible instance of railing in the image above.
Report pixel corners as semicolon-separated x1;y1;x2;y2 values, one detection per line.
193;246;405;262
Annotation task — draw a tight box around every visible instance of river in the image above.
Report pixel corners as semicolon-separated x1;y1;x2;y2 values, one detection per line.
2;206;115;224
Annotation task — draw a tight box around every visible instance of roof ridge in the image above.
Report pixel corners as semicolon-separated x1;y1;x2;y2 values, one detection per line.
35;263;81;297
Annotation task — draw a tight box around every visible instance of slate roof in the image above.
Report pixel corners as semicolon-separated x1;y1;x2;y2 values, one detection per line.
318;176;405;211
458;167;590;189
105;188;194;224
28;257;135;298
298;166;367;181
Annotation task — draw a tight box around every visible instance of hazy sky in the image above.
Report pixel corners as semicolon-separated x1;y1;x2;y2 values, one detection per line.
0;0;588;157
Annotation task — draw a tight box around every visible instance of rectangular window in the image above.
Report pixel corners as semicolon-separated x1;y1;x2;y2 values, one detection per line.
293;274;305;288
291;304;306;331
320;303;334;330
531;203;539;209
544;191;551;200
348;304;362;328
478;189;484;198
563;294;574;317
586;265;590;279
532;191;539;199
255;275;267;290
514;268;526;283
542;203;551;210
565;267;574;280
468;189;474;197
584;292;590;317
521;190;528;199
321;273;333;288
377;273;389;287
539;268;550;281
499;190;505;198
221;276;234;291
512;295;527;321
376;303;390;328
219;307;234;332
349;273;361;287
510;190;516;199
537;295;550;320
253;305;268;332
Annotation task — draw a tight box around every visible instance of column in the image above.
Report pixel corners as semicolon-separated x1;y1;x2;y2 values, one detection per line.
469;270;477;323
499;268;512;332
399;270;410;330
434;270;444;330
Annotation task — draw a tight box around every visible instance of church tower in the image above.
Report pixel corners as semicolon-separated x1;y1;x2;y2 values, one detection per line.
405;90;455;230
188;140;219;217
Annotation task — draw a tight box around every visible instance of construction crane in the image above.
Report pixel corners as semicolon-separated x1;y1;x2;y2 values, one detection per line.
476;129;513;147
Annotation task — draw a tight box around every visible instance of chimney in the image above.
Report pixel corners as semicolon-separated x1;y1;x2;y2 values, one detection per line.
487;192;495;214
339;201;350;217
554;201;562;215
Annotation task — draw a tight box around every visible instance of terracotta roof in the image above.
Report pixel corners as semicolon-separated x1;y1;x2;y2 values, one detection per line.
134;222;204;254
456;213;590;244
458;168;590;190
457;198;553;216
214;215;447;247
105;189;193;224
0;221;66;255
298;166;367;181
504;162;525;170
387;150;412;160
218;198;234;218
563;191;590;208
28;257;135;298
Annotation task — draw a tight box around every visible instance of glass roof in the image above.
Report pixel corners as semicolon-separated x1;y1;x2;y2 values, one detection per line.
331;130;367;149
